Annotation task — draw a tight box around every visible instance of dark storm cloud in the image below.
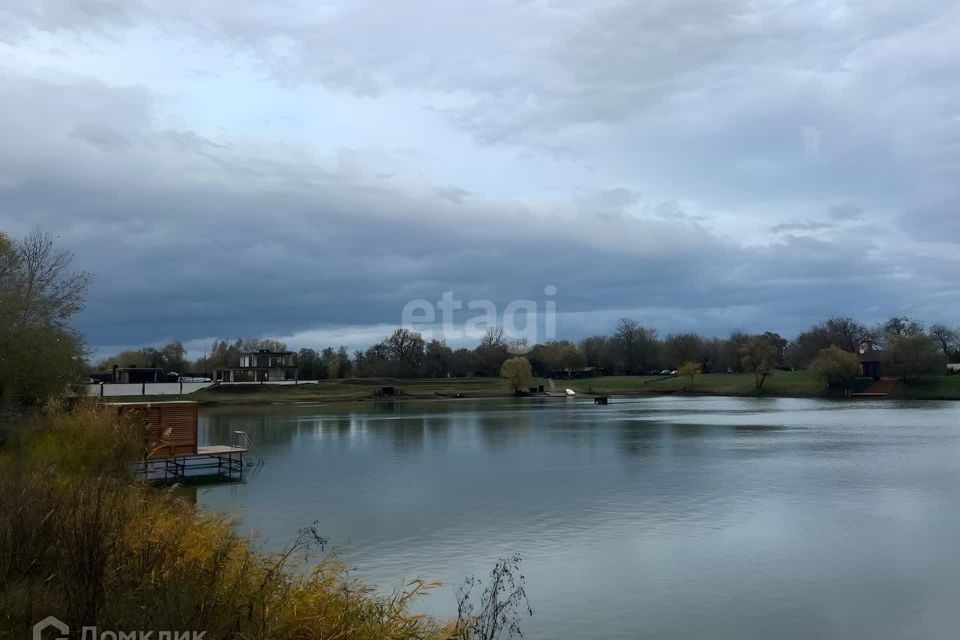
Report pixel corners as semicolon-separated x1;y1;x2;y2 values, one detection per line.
0;72;921;348
2;0;959;350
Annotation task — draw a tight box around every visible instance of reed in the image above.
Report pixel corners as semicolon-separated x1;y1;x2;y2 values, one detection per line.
0;406;450;640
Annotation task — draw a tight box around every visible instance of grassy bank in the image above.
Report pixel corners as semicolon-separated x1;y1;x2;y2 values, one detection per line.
0;406;455;639
107;371;960;405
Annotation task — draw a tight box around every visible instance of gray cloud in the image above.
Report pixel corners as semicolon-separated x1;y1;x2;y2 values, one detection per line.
1;0;959;351
770;221;834;235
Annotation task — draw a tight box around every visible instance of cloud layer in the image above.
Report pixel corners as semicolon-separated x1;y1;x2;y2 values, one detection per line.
1;0;957;354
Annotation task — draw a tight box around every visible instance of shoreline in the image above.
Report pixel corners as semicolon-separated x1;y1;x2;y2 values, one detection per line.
98;372;960;406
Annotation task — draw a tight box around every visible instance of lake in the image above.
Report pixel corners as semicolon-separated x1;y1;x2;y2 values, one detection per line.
196;396;960;639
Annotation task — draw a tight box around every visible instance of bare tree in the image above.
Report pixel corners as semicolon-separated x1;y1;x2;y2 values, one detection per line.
614;318;658;373
7;228;91;329
928;323;959;360
479;326;507;349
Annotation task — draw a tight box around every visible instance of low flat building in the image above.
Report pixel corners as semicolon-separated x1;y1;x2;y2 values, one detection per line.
216;349;298;382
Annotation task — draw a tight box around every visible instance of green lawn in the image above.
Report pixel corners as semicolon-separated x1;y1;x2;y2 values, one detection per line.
566;370;825;397
893;374;960;399
100;371;960;405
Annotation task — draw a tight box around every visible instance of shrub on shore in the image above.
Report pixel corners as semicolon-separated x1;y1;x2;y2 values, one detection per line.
0;405;448;640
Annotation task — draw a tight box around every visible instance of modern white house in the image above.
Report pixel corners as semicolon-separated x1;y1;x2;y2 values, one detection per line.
216;349;299;382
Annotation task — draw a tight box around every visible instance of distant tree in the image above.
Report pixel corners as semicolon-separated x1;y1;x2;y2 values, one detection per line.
424;339;454;377
96;349;149;369
810;346;862;389
242;337;288;352
614;319;659;373
160;341;188;372
500;356;533;394
479;326;507;349
297;348;328;380
739;334;779;392
664;334;708;370
528;340;586;376
321;347;341;378
678;361;702;387
450;347;474;377
882;334;946;381
786;316;874;369
724;330;750;373
384;328;425;376
883;316;925;339
580;335;617;370
337;346;353;378
928;324;959;360
474;327;509;376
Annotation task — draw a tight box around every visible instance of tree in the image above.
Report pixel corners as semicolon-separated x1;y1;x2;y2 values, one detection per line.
810;346;861;389
336;346;353;378
786;316;874;369
882;334;946;381
883;316;925;339
160;341;188;372
527;340;586;376
4;227;91;329
424;340;454;377
297;348;328;380
500;357;533;394
614;319;659;373
739;334;778;392
0;229;89;409
678;361;702;387
474;328;509;376
724;330;750;373
384;328;425;376
580;335;617;370
479;326;507;349
928;324;959;360
664;334;708;369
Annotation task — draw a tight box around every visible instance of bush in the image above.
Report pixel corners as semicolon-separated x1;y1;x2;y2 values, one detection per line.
0;407;448;640
810;346;862;389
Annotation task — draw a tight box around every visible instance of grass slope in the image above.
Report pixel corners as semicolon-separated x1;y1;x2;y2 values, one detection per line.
102;372;960;404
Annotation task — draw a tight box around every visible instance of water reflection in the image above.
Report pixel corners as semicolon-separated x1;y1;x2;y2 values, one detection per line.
197;397;960;640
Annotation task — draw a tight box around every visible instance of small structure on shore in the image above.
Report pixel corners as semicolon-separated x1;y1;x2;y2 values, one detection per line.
860;348;882;379
374;386;403;398
104;400;248;481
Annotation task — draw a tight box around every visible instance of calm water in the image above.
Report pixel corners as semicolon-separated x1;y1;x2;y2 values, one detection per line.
196;397;960;639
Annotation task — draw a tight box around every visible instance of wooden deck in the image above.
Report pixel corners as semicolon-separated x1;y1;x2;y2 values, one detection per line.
197;445;248;455
134;445;249;482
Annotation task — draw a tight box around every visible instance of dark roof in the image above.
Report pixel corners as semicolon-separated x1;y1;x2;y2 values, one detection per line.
859;349;882;363
240;350;294;356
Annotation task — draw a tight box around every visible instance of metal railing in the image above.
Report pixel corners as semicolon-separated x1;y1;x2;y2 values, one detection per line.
232;430;264;468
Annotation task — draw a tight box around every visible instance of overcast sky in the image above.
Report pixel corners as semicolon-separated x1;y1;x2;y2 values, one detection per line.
1;0;958;356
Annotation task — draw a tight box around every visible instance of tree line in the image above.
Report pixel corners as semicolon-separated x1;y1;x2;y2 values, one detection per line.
96;316;959;385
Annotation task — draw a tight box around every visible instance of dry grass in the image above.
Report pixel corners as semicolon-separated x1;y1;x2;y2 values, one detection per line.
0;405;452;640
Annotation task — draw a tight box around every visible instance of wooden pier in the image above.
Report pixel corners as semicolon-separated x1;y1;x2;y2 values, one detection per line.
104;400;256;482
133;445;249;482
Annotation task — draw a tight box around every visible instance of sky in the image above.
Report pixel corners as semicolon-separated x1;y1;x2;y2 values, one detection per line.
1;0;958;357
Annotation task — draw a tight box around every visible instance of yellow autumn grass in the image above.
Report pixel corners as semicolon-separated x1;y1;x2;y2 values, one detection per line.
0;405;452;640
